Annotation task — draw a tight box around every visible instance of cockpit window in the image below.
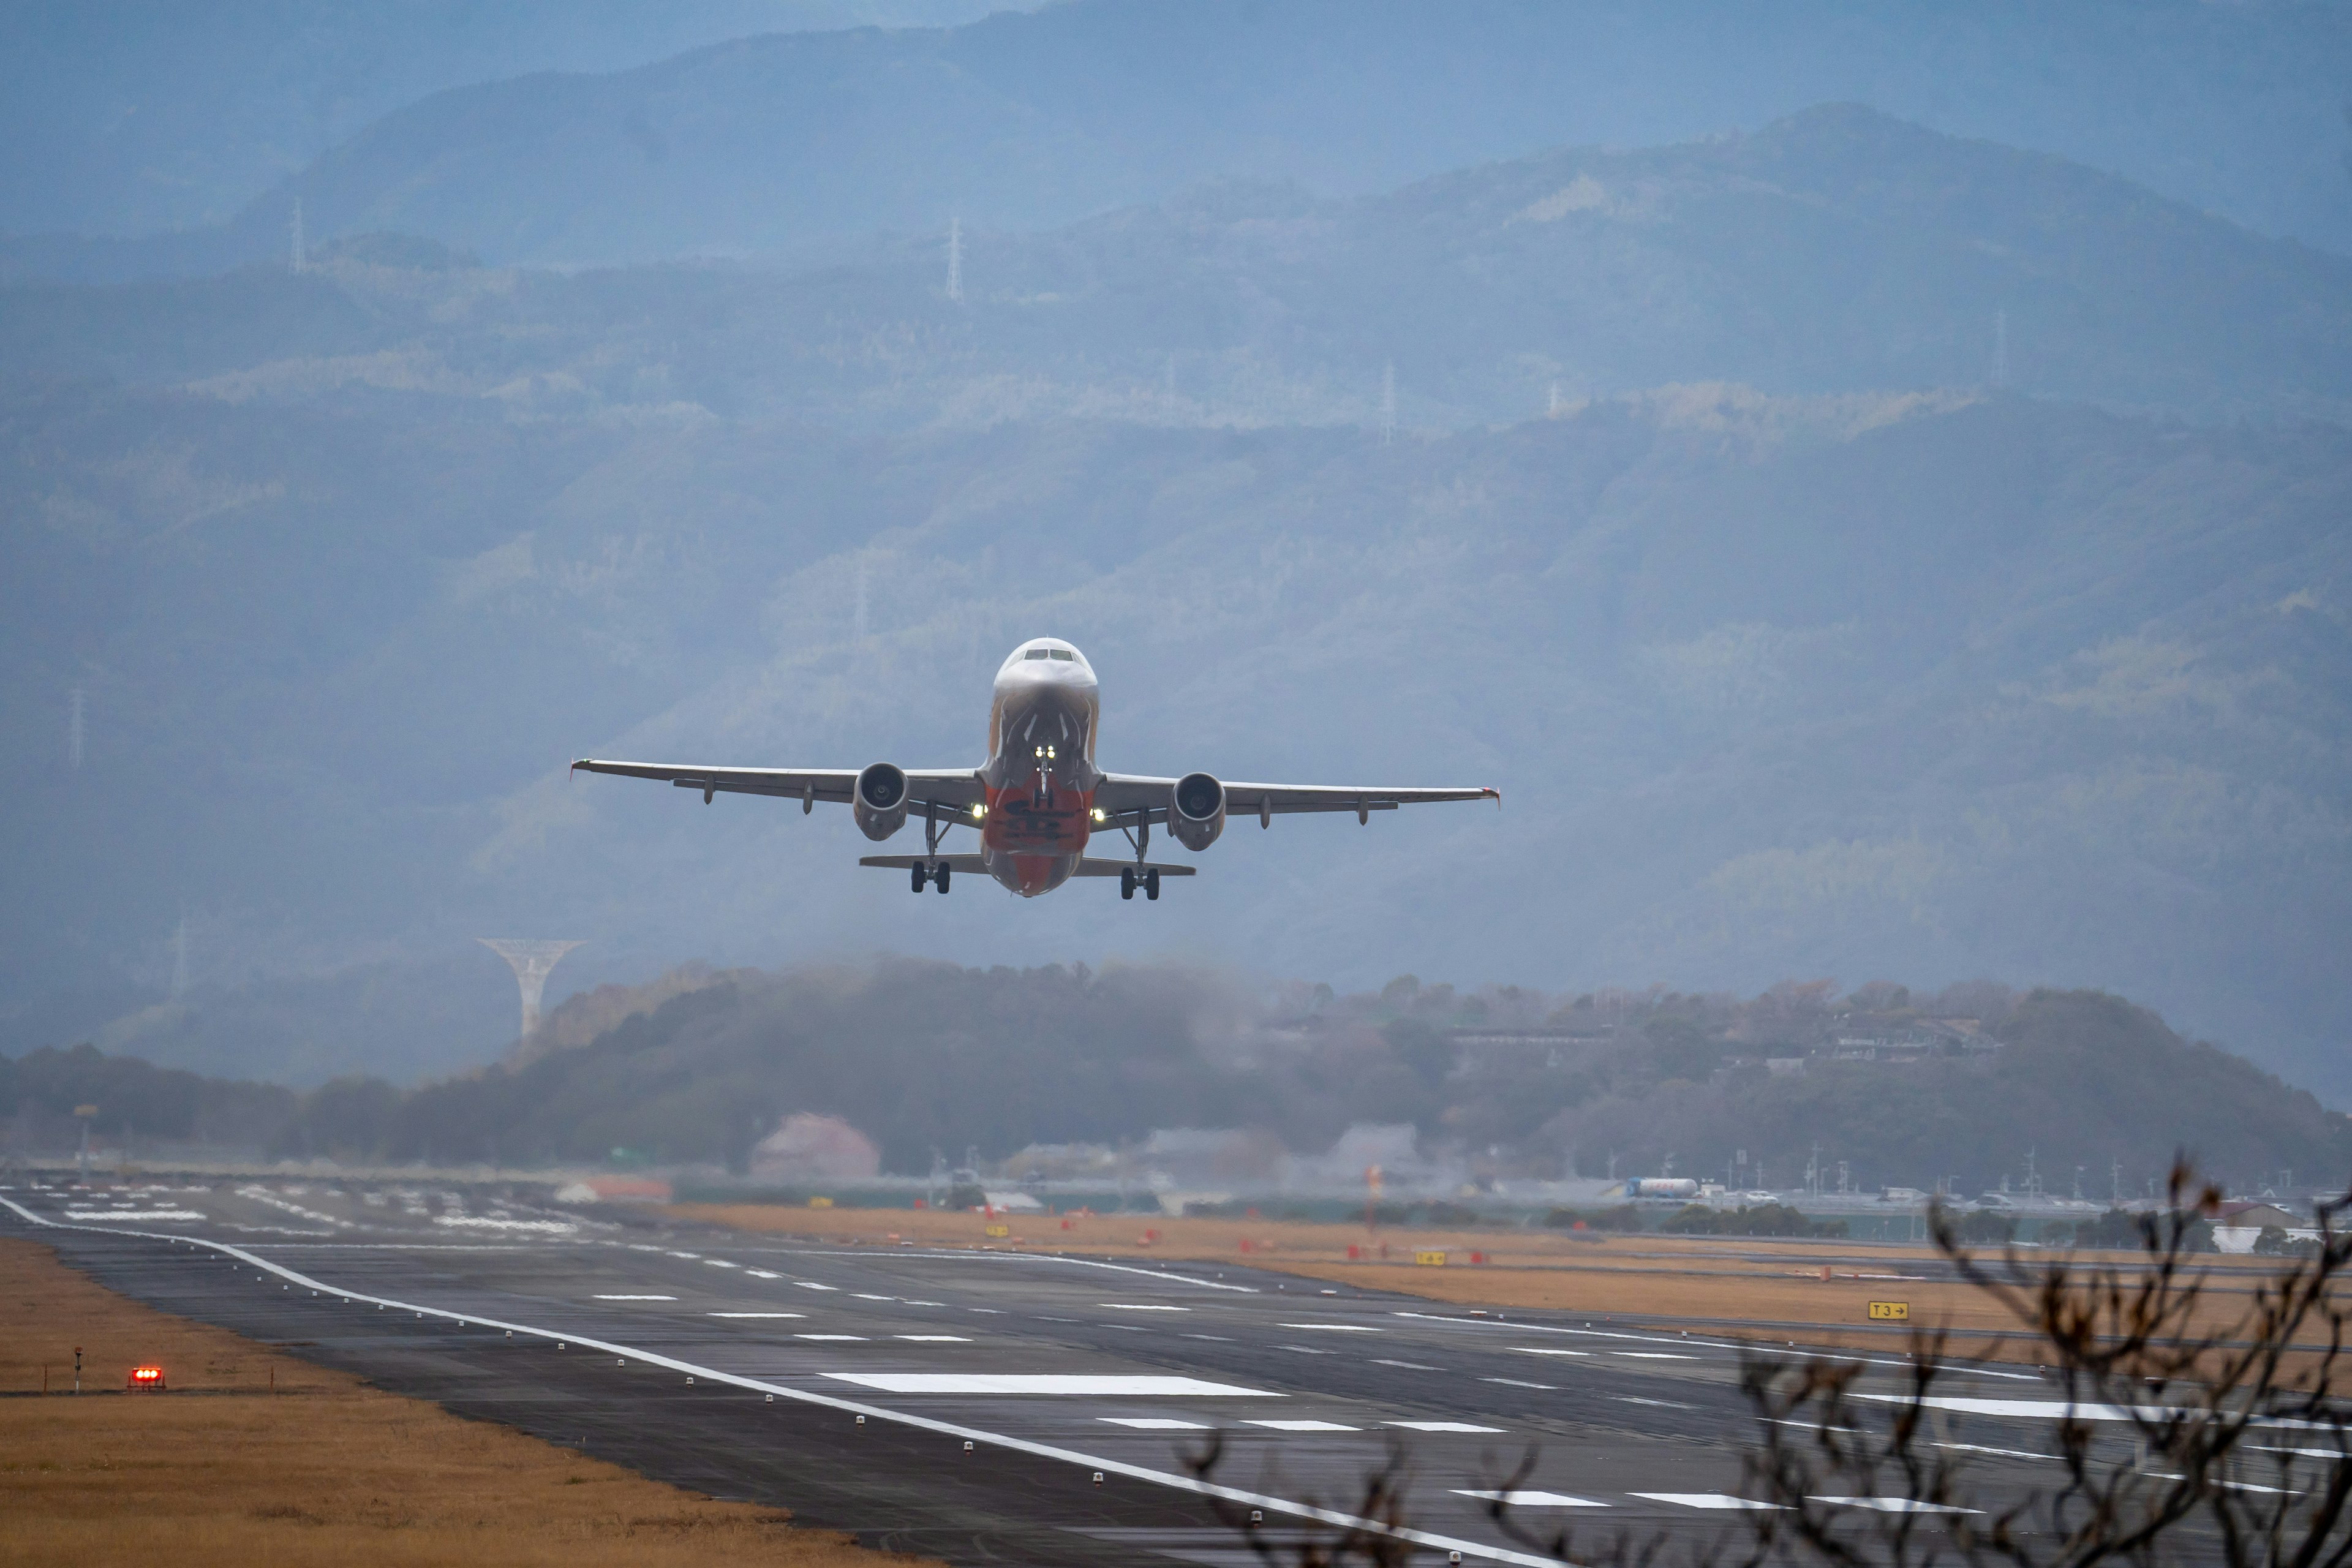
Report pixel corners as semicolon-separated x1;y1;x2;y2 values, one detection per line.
1025;648;1050;660
1049;649;1075;661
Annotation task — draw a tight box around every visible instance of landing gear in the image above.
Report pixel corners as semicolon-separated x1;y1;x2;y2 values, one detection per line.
1120;867;1136;900
911;863;926;894
911;861;951;894
1145;868;1161;901
935;862;951;894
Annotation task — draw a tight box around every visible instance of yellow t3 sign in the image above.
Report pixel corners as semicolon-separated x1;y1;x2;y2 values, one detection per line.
1414;1250;1447;1267
1868;1300;1910;1321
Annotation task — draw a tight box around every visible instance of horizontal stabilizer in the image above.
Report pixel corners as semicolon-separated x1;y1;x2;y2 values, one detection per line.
858;854;1195;876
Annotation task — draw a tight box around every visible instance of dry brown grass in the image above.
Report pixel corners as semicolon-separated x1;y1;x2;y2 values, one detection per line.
677;1202;2308;1363
0;1237;924;1568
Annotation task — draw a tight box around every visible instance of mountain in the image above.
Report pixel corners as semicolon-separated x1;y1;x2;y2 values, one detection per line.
4;366;2347;1090
0;0;1036;239
12;0;2352;280
8;109;2348;428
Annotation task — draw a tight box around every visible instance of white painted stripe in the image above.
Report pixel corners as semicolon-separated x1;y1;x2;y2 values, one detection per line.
795;1334;867;1341
593;1294;676;1300
704;1259;739;1268
709;1312;804;1319
1395;1310;2045;1381
1248;1420;1358;1432
794;1281;839;1291
745;1269;781;1279
1102;1417;1212;1430
1631;1494;1785;1511
65;1210;208;1221
1101;1303;1190;1311
1814;1497;1982;1514
823;1374;1275;1396
853;1293;895;1300
1611;1352;1695;1360
1278;1323;1381;1332
0;1198;1550;1567
1481;1378;1555;1390
895;1335;971;1342
1393;1422;1506;1433
1454;1490;1607;1507
1512;1348;1589;1357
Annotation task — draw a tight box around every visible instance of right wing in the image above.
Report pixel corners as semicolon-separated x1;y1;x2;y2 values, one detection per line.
570;759;984;812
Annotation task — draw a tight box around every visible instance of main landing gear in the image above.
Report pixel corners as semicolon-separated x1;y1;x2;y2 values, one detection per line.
911;861;951;894
1119;866;1160;901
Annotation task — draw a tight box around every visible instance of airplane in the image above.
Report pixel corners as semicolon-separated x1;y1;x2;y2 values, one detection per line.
571;637;1498;900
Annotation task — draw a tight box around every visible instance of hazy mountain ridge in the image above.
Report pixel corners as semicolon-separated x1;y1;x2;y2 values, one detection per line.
7;108;2347;428
6;374;2347;1091
12;0;2352;281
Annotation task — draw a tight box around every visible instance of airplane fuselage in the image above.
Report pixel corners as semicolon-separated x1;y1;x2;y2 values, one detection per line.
978;640;1104;895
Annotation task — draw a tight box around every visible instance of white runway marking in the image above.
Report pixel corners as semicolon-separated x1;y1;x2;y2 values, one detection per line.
896;1335;972;1342
795;1333;867;1341
1102;1417;1212;1430
64;1210;208;1221
1611;1352;1695;1360
1481;1378;1556;1390
1374;1359;1443;1371
1618;1396;1695;1411
1277;1345;1334;1354
824;1374;1278;1396
1814;1497;1982;1514
1455;1490;1607;1507
710;1311;805;1319
593;1294;676;1300
1931;1441;2051;1461
1393;1421;1505;1433
746;1269;781;1279
1278;1323;1381;1332
1513;1348;1590;1357
0;1199;1554;1568
1248;1419;1359;1432
704;1259;739;1268
794;1281;839;1291
903;1299;946;1306
668;1251;700;1259
1182;1333;1234;1342
1633;1494;1785;1511
1102;1303;1190;1311
854;1293;895;1300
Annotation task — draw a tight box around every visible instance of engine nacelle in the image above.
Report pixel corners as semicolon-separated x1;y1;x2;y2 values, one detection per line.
1168;771;1226;851
853;762;910;842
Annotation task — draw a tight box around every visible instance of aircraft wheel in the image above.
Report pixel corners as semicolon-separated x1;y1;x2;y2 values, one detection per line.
1120;867;1136;900
1145;869;1161;901
935;863;951;894
910;864;926;893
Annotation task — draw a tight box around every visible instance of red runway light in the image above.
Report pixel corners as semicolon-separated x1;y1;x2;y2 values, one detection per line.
128;1365;165;1390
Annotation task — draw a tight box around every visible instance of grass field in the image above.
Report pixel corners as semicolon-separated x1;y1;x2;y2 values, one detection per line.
676;1203;2304;1362
0;1237;920;1568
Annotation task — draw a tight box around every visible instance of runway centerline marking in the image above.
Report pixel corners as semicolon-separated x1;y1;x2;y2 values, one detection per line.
1248;1419;1359;1432
853;1294;895;1301
710;1312;804;1319
1102;1303;1191;1311
1513;1348;1589;1357
1278;1323;1381;1332
1481;1378;1556;1390
1632;1494;1785;1511
795;1333;866;1341
594;1294;676;1300
823;1374;1277;1396
895;1335;971;1342
1455;1490;1607;1507
1394;1422;1506;1433
0;1199;1556;1567
1618;1396;1695;1410
1102;1417;1212;1430
1373;1359;1442;1371
1814;1497;1983;1514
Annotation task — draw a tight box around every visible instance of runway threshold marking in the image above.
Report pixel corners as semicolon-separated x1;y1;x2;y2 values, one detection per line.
1631;1494;1785;1510
1102;1417;1211;1429
0;1199;1559;1568
1393;1422;1505;1433
1247;1420;1359;1432
1455;1490;1607;1507
823;1374;1273;1396
1395;1311;2045;1382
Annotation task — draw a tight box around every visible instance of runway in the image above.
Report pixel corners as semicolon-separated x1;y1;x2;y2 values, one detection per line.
4;1175;2078;1565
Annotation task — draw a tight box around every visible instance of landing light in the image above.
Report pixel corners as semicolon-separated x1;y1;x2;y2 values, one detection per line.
971;804;987;818
1091;808;1105;823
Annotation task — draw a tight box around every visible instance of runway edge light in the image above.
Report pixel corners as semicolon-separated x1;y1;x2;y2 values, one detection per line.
129;1364;165;1391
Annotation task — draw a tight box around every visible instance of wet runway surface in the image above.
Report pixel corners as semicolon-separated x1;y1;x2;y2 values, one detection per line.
4;1177;2082;1565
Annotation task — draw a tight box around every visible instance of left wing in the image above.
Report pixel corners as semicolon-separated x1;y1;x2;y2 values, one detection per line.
570;759;984;810
1093;774;1498;826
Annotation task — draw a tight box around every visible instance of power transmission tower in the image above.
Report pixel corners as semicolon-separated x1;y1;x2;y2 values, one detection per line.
946;217;963;303
477;939;586;1039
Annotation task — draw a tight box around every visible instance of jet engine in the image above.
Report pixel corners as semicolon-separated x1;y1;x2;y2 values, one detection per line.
854;762;910;841
1168;771;1226;851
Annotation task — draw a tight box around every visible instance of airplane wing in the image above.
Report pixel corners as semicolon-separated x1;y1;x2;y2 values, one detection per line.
1092;775;1498;825
570;759;984;810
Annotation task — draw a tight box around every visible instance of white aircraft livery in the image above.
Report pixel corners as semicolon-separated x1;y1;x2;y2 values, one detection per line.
573;638;1499;900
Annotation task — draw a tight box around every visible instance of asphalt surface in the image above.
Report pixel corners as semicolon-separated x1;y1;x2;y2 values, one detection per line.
2;1175;2123;1565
